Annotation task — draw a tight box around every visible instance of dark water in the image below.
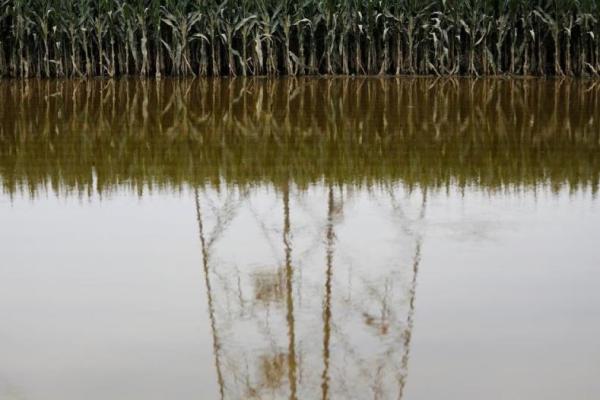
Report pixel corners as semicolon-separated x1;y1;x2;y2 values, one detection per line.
1;78;599;400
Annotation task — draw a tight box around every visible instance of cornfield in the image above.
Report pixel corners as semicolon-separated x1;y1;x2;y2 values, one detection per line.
0;0;599;78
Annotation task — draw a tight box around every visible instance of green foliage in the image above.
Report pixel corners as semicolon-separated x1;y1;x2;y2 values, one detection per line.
0;0;599;77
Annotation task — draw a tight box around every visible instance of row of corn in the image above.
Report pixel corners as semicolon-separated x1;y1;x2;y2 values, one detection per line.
0;0;599;78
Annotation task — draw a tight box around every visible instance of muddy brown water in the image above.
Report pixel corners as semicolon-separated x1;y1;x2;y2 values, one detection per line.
1;78;599;400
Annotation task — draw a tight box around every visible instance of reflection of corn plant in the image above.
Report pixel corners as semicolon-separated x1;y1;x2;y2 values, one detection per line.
2;78;599;196
0;0;599;77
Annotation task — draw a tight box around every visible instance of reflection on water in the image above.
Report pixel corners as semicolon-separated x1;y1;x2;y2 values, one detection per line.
1;78;599;195
193;183;427;399
1;78;600;400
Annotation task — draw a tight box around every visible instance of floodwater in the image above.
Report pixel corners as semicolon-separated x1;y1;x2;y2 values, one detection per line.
1;78;599;400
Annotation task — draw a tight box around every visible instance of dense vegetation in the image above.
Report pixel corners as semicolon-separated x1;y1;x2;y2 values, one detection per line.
1;78;599;196
1;0;599;78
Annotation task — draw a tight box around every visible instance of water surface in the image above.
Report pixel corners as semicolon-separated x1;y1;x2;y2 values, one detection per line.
1;78;599;400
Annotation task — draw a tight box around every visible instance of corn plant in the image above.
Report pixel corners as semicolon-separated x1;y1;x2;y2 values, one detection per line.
0;0;599;78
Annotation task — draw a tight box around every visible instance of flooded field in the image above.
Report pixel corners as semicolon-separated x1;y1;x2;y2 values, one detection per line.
1;78;599;400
